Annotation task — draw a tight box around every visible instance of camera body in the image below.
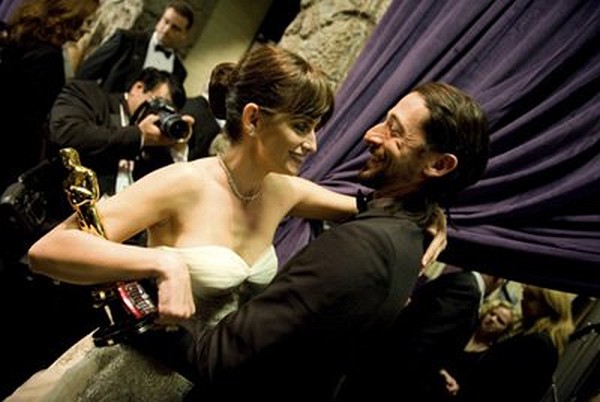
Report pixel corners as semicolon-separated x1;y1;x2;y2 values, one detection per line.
132;97;188;140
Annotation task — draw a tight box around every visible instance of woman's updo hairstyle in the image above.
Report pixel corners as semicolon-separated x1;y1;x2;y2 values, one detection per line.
209;44;334;143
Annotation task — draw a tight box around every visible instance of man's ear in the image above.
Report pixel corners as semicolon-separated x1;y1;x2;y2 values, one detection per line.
424;153;458;178
132;81;146;93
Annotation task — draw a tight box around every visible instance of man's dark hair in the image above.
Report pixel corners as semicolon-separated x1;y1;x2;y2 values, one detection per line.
414;82;490;200
167;0;195;30
130;67;186;110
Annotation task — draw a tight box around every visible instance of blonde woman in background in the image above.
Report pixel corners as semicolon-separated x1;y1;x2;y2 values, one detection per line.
440;299;518;398
444;285;574;402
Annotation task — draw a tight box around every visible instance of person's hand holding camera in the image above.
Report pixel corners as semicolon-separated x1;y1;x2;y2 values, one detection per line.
132;97;195;149
137;113;194;147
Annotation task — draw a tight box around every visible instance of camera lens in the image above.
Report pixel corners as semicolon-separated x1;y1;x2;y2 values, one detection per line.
158;112;188;139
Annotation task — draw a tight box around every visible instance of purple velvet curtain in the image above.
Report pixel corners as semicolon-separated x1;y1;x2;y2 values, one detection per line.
0;0;22;22
275;0;600;296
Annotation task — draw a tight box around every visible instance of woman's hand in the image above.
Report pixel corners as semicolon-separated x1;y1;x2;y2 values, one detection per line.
154;251;196;325
422;206;447;269
439;368;460;396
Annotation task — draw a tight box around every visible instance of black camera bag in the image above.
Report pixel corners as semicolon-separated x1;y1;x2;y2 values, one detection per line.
0;158;70;262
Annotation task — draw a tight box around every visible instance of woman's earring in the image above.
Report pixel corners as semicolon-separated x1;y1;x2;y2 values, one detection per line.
248;126;255;137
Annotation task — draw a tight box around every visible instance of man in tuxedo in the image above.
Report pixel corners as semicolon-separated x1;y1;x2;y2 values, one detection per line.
172;82;491;401
76;0;194;93
48;67;191;197
336;268;506;401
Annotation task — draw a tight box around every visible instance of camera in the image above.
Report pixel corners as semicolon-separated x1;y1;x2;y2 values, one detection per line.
131;97;189;140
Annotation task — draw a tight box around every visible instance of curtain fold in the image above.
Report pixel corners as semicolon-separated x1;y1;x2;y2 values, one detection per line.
0;0;22;22
275;0;600;296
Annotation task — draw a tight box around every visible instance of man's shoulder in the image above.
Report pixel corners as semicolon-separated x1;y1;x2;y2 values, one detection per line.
324;212;424;253
58;79;108;102
105;29;150;48
113;28;149;39
64;78;104;92
345;209;423;233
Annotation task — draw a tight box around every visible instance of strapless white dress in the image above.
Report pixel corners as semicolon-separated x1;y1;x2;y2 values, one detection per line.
6;245;278;401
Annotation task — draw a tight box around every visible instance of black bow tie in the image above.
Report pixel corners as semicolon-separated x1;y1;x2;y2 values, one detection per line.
154;44;172;58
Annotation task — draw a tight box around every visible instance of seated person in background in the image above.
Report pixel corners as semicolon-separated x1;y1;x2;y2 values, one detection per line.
336;268;506;402
447;284;575;402
439;299;517;399
16;44;446;402
48;66;193;197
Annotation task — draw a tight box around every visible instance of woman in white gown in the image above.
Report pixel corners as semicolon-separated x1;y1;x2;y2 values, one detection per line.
9;44;446;401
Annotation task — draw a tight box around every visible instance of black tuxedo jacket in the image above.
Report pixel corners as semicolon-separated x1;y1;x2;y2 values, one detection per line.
460;332;558;402
336;270;483;401
48;79;172;195
76;29;187;92
180;205;426;401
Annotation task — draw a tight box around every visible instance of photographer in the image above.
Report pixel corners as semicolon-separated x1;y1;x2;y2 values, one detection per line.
48;67;194;196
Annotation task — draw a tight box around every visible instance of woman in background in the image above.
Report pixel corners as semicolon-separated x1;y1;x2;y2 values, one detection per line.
445;285;574;402
0;0;98;191
439;299;518;399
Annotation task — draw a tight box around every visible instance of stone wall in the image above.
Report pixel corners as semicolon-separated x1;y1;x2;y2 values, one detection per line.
279;0;392;91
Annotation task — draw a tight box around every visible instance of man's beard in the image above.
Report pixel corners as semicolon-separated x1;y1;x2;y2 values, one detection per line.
358;166;386;189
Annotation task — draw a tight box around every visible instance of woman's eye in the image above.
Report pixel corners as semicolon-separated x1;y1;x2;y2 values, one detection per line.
293;122;311;134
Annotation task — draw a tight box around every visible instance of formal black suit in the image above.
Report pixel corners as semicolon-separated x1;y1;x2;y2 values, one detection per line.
458;332;558;402
177;200;426;402
48;79;170;196
76;29;187;93
336;269;484;401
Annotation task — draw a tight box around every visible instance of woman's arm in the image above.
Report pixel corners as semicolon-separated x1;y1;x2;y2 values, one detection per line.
279;175;357;221
28;164;197;320
277;175;447;268
29;164;190;281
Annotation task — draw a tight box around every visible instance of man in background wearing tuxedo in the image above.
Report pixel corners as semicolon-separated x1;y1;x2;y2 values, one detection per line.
76;0;194;93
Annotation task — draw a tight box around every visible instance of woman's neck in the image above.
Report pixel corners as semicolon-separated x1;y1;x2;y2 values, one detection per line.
217;150;265;203
465;332;494;353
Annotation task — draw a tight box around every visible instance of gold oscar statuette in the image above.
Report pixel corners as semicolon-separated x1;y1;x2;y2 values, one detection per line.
60;148;158;347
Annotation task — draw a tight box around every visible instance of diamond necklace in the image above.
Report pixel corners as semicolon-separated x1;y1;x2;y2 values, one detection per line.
217;154;261;203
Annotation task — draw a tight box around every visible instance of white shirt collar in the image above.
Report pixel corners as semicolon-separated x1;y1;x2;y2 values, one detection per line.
471;270;486;305
144;31;175;72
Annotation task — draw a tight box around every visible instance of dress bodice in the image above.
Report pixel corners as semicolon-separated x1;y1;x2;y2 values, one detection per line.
159;244;278;295
159;245;278;328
